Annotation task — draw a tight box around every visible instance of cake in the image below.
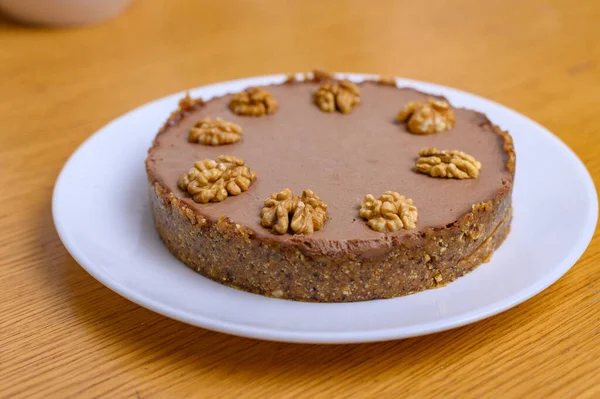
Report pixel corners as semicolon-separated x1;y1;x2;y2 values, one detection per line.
145;71;515;302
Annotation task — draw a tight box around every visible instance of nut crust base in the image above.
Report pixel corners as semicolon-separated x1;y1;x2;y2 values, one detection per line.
148;180;512;302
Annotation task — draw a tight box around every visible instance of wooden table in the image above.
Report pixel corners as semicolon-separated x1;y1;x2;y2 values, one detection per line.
1;1;599;397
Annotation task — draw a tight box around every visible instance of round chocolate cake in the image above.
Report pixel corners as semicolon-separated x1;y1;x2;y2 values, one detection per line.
145;72;515;302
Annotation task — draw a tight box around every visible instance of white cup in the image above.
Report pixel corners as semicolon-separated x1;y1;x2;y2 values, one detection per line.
0;0;133;26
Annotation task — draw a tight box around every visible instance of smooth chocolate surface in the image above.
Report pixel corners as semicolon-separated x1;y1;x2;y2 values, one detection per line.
146;81;512;251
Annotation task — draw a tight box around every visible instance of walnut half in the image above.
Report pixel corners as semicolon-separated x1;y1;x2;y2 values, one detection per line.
397;97;455;134
260;189;328;235
260;188;298;234
314;80;361;114
416;147;481;179
178;155;257;203
359;191;418;232
290;189;328;235
229;87;279;117
188;117;242;146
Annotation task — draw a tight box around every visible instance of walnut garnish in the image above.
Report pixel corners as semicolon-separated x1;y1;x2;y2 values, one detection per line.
260;188;298;234
229;87;279;117
260;189;327;235
290;189;328;235
359;191;418;232
416;147;481;179
178;155;257;203
188;117;242;146
314;80;361;114
397;97;456;134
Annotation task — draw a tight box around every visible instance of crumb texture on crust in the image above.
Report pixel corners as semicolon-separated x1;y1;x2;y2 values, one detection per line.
149;180;512;302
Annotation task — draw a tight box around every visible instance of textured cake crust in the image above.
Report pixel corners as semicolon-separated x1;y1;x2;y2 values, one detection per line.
145;76;516;302
149;180;512;302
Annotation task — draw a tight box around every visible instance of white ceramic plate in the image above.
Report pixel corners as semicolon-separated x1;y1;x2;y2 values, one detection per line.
53;74;598;344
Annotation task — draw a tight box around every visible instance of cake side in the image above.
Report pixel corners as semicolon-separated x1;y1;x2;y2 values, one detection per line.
148;177;511;301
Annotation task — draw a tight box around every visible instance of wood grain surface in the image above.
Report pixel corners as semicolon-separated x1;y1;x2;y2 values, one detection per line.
1;0;599;397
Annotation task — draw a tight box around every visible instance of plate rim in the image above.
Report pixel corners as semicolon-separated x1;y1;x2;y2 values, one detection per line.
52;73;599;343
